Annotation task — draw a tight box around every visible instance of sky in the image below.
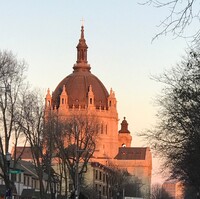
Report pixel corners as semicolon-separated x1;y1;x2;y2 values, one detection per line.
0;1;190;183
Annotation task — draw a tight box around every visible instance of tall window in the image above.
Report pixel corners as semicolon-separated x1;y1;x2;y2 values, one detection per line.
95;170;98;180
103;186;105;196
95;184;98;191
24;176;26;185
103;174;106;183
99;171;102;181
96;124;99;134
101;123;103;134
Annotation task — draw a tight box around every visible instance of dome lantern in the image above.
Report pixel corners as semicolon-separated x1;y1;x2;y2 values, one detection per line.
73;25;91;72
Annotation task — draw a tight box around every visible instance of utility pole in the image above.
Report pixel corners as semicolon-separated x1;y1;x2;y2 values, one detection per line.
75;125;79;199
6;152;11;199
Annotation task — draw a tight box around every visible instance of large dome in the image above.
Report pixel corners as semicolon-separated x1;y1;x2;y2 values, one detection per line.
52;70;109;109
52;26;109;109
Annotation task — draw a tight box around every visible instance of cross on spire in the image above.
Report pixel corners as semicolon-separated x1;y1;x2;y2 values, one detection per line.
81;18;84;26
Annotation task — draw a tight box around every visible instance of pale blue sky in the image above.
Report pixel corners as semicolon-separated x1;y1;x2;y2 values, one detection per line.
0;1;190;182
0;0;188;142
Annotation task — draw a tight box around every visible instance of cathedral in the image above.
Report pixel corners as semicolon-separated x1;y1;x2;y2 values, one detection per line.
45;25;152;198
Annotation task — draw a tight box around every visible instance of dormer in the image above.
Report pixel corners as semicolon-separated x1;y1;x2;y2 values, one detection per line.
118;117;132;147
59;85;68;109
45;88;52;109
88;85;95;109
108;88;117;110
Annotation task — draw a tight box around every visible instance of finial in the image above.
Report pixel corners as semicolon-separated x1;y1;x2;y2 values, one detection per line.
89;85;92;92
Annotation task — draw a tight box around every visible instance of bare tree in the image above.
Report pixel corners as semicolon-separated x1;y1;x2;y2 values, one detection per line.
151;184;172;199
141;0;199;43
0;50;57;198
109;166;129;198
108;164;143;198
47;113;100;198
0;50;27;197
19;89;47;198
19;89;58;199
141;49;200;192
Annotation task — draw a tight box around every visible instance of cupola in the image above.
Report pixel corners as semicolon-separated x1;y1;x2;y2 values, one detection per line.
45;88;52;109
118;117;132;147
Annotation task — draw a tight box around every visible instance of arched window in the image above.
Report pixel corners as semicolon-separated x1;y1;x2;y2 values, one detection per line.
122;143;126;147
101;123;103;134
96;124;99;133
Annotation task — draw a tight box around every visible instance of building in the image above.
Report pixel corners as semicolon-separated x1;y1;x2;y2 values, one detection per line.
11;147;33;162
0;160;52;199
45;25;152;198
162;179;184;199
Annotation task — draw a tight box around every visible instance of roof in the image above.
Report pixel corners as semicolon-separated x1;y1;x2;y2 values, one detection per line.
51;26;109;109
119;117;130;134
11;146;33;160
15;160;38;177
91;162;113;173
52;71;109;109
9;159;48;181
114;147;147;160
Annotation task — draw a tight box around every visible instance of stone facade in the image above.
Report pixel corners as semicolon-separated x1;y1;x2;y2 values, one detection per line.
45;25;152;198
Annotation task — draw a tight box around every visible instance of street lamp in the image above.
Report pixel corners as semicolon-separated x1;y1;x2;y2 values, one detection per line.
6;152;11;166
6;152;11;199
